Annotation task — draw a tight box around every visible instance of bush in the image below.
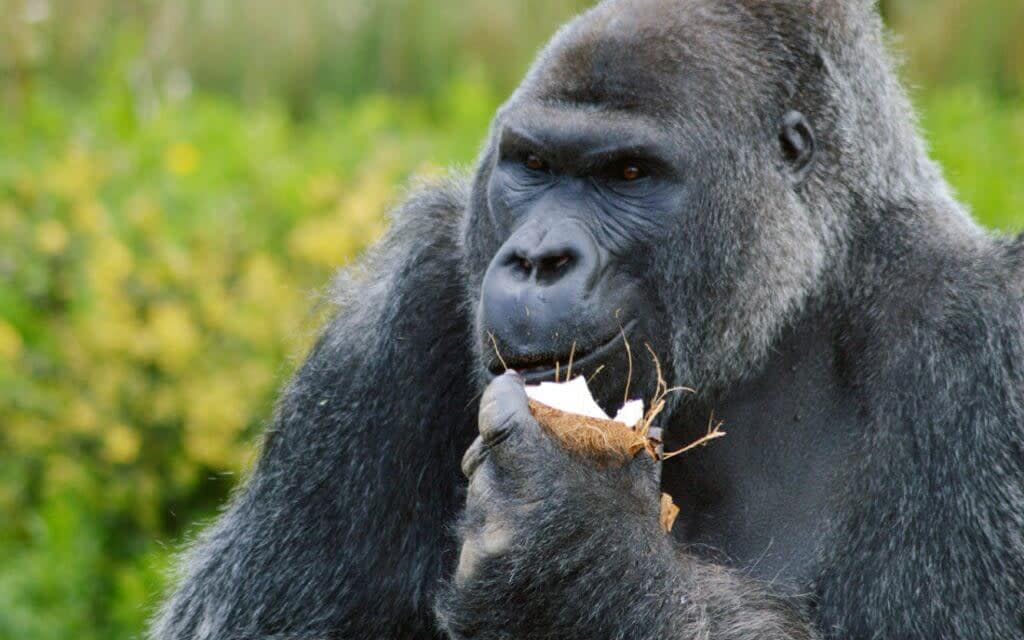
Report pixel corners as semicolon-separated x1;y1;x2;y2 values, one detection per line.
919;88;1024;231
0;77;496;639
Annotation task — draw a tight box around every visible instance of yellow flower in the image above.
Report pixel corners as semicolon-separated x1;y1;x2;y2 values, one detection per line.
197;281;230;329
303;173;342;209
103;423;142;465
288;159;395;268
36;220;70;255
240;254;284;304
184;430;229;470
93;364;130;408
183;376;250;470
151;385;182;424
148;302;200;373
238;361;274;397
159;246;192;284
71;199;107;234
87;238;135;295
46;146;104;200
65;399;100;435
165;142;201;176
0;319;23;361
287;215;358;268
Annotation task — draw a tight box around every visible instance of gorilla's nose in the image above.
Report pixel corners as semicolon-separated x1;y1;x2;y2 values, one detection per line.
480;223;602;367
505;243;578;284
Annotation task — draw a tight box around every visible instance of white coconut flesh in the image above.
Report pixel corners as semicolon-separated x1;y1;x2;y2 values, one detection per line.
524;376;645;428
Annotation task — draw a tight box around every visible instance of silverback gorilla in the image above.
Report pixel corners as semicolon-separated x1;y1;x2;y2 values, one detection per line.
153;1;1024;638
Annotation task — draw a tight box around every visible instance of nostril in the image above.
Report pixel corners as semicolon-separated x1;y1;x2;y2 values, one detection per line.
539;254;572;274
500;247;577;281
504;253;533;276
534;252;577;284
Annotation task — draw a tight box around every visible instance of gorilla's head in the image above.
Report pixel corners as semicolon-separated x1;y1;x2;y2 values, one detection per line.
463;0;944;412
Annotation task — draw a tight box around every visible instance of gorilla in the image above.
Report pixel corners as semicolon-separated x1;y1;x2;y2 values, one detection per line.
152;1;1024;638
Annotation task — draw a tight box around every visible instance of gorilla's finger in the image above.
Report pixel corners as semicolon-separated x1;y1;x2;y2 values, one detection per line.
478;371;536;447
628;448;663;498
461;436;487;479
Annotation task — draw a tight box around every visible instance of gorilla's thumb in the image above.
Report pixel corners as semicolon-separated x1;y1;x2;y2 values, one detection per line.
478;371;533;447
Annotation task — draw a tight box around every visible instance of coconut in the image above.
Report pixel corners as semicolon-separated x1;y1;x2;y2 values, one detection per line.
525;376;682;532
501;342;725;534
526;377;648;467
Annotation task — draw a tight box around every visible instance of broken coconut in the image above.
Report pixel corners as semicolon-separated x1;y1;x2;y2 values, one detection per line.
524;376;681;533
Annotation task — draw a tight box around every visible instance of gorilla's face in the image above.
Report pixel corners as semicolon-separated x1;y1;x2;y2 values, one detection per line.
475;105;685;411
467;0;831;412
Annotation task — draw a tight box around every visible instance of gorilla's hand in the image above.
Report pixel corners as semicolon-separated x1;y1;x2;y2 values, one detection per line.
458;371;665;580
436;373;819;640
436;371;670;638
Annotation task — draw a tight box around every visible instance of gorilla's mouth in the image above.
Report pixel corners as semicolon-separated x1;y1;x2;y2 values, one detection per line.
487;320;637;383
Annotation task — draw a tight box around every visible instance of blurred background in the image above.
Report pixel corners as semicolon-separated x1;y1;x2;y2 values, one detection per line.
0;1;1021;637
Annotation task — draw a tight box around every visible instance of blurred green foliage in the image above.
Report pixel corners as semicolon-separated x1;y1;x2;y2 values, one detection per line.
0;1;1021;638
0;74;496;640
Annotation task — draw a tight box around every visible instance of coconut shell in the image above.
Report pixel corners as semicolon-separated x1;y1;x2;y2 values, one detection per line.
528;399;680;533
528;399;648;468
660;493;680;533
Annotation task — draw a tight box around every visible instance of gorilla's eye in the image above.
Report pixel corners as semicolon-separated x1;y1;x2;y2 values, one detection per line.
525;154;547;172
622;164;643;181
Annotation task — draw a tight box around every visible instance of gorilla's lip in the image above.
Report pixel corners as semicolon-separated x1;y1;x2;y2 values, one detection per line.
487;320;638;383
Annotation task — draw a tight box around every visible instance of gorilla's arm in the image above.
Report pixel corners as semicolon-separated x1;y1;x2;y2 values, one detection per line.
436;374;818;640
151;178;477;640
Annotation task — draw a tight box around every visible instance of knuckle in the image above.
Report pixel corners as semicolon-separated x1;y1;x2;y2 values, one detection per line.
481;411;518;446
466;466;498;505
454;519;514;588
461;437;486;478
454;540;483;587
478;373;529;446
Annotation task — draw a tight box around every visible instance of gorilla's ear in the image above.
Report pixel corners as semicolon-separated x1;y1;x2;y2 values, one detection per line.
778;110;816;183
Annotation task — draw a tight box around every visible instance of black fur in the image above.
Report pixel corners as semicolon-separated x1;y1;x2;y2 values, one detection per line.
151;179;476;639
153;1;1024;638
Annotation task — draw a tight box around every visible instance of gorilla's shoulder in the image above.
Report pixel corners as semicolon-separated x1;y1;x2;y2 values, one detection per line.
851;211;1024;352
385;173;471;247
1008;232;1024;284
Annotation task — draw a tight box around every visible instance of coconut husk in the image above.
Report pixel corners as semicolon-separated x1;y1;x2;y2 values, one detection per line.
528;399;680;533
528;399;648;468
517;342;731;535
660;493;680;533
